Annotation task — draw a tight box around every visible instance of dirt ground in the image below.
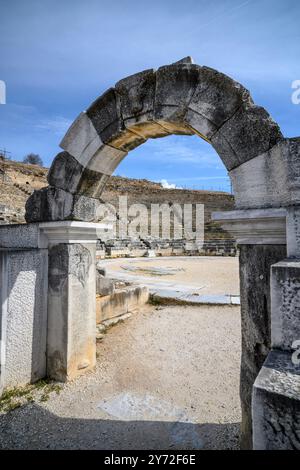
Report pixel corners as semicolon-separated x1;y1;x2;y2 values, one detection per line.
0;303;241;450
102;256;240;297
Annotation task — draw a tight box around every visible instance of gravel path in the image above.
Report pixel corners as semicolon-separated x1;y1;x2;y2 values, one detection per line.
0;304;241;450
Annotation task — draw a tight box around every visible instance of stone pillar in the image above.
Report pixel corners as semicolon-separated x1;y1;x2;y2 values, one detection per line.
252;207;300;449
239;244;286;449
0;224;48;392
40;222;100;382
212;208;287;449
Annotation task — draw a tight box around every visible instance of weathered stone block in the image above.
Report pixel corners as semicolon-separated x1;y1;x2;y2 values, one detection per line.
239;244;287;449
87;87;146;151
87;88;122;142
230;139;300;210
25;186;74;223
154;63;201;135
116;69;172;139
211;104;283;170
87;144;127;175
96;272;115;296
96;286;149;323
71;194;103;222
76;169;110;198
186;67;252;139
47;243;96;381
116;69;156;125
271;260;300;351
252;350;300;450
60;112;102;166
25;186;112;223
0;248;48;390
0;223;42;249
287;205;300;257
47;151;84;194
48;147;124;198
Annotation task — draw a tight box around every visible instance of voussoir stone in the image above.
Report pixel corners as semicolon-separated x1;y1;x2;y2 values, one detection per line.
154;63;202;135
116;69;155;123
87;88;121;140
116;68;170;139
60;111;102;166
186;66;252;140
76;169;111;198
87;87;146;152
47;151;85;194
211;104;283;170
172;56;194;64
87;144;127;175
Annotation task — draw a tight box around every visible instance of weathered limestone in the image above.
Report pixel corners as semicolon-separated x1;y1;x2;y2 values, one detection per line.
0;222;46;249
96;271;115;296
186;66;252;141
287;205;300;257
213;209;287;449
25;188;110;223
271;260;300;351
87;88;146;152
154;63;200;135
230;138;300;209
211;104;283;170
0;224;48;392
40;222;100;381
239;244;287;449
115;69;166;139
25;186;74;223
212;208;286;245
60;112;102;165
252;350;300;450
96;285;149;324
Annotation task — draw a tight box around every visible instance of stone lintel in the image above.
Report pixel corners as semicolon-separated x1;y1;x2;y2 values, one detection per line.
39;221;111;245
212;208;287;245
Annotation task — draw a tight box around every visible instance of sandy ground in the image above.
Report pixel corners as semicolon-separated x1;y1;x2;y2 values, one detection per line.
0;304;241;450
101;256;240;297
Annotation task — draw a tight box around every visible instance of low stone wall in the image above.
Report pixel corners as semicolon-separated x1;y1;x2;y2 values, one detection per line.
96;286;149;324
96;237;237;259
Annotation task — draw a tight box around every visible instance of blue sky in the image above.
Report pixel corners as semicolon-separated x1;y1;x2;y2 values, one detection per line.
0;0;299;191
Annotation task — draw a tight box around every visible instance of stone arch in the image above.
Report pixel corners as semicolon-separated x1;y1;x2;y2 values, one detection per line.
25;56;287;222
19;57;300;450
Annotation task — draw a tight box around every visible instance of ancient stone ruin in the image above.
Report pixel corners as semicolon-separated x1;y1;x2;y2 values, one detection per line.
1;57;300;449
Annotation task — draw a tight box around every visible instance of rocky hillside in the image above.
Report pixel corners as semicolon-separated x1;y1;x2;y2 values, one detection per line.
0;157;234;239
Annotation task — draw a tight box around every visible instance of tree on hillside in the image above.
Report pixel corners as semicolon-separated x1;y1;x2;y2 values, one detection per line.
23;153;43;166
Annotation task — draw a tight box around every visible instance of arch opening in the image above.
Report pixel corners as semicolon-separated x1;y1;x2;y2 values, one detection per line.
24;58;284;223
20;58;300;450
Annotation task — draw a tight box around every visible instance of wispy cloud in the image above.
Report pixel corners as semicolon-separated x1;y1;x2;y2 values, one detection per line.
35;116;72;136
148;136;222;168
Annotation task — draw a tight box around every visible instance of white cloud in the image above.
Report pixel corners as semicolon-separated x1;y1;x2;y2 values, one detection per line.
160;179;177;189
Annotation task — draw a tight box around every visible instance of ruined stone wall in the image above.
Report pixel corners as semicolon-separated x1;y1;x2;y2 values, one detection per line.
0;159;234;242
